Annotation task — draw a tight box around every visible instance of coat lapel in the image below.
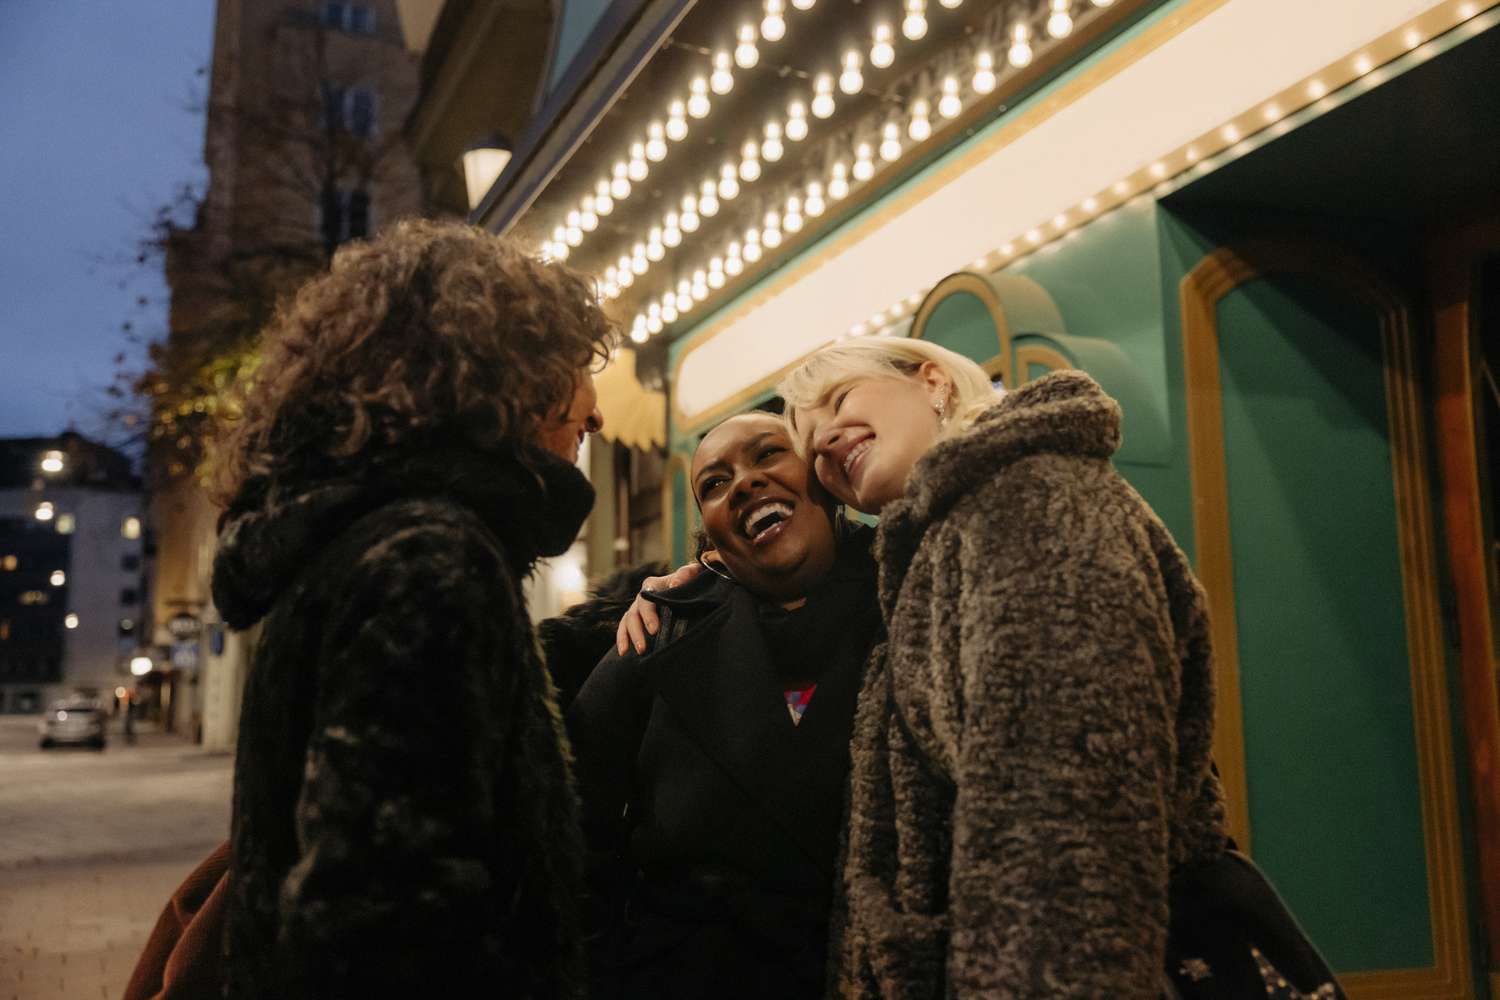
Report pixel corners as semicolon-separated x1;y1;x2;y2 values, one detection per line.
643;586;859;872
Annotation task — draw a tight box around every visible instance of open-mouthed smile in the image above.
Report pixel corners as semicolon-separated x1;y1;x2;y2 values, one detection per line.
739;498;795;546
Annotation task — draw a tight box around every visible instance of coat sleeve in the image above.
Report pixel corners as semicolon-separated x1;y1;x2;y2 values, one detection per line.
275;524;520;997
565;647;651;851
944;508;1176;998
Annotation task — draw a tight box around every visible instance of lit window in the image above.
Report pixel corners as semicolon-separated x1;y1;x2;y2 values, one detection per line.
64;613;79;630
1;555;16;572
40;450;64;474
34;502;54;522
122;517;142;540
50;571;65;587
55;514;76;535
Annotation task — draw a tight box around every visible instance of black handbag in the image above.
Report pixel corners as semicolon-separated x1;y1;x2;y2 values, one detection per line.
1165;848;1346;1000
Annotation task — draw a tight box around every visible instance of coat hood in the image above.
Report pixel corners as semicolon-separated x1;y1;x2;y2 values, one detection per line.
212;442;594;630
875;370;1121;610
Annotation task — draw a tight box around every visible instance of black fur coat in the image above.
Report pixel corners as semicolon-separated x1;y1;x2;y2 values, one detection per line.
213;441;595;1000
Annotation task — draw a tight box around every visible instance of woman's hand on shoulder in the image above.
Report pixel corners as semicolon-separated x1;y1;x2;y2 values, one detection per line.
615;562;702;655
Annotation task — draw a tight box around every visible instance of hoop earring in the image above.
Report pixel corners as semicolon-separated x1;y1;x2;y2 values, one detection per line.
834;503;851;540
696;552;735;583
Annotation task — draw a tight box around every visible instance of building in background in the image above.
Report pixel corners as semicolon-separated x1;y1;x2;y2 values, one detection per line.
151;0;426;750
0;434;148;715
418;0;1500;992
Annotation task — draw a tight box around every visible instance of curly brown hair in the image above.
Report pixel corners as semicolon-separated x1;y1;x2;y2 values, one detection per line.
209;219;614;508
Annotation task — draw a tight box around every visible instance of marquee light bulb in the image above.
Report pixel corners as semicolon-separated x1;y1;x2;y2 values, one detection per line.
699;179;721;216
580;198;598;232
870;24;895;68
908;98;932;140
761;0;786;41
744;240;763;263
594;179;614;215
811;74;836;118
938;75;962;118
785;99;809;140
840;50;864;95
762;121;785;161
681;194;701;231
666;101;689;141
735;24;759;69
645;122;668;162
739;139;761;181
852;143;875;181
902;0;927;40
939;0;962;7
628;142;649;180
829;161;850;199
879;122;903;161
1092;0;1114;5
1047;0;1073;38
688;77;712;117
647;314;663;334
784;195;804;232
718;162;741;199
973;50;996;94
611;161;632;199
708;260;726;288
790;0;814;8
662;298;678;323
805;180;826;216
1009;21;1034;67
711;51;735;94
726;253;745;276
662;214;682;247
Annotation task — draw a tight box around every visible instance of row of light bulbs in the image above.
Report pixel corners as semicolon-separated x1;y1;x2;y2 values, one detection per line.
621;0;1119;340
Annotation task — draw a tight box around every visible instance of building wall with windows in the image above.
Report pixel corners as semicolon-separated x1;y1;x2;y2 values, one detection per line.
0;436;146;714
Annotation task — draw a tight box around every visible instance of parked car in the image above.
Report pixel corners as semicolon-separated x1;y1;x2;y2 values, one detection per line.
38;699;107;750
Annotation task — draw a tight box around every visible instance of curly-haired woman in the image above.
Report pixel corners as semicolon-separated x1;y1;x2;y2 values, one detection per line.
208;219;611;1000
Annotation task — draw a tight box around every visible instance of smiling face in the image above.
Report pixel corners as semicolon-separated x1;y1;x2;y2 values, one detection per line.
795;365;951;515
692;412;838;604
537;370;603;464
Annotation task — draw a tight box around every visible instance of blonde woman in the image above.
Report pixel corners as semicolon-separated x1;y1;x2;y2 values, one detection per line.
779;341;1228;998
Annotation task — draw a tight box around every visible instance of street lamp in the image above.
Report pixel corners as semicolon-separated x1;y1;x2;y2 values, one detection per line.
40;450;64;474
461;134;512;211
130;656;153;677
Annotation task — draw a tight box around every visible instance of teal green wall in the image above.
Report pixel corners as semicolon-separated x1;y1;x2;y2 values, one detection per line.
547;0;613;93
1216;276;1432;969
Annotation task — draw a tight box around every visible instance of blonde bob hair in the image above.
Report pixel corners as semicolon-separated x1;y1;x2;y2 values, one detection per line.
778;337;1003;456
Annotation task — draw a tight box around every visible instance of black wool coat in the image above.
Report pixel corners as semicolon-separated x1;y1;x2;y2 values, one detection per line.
212;442;595;1000
566;534;880;1000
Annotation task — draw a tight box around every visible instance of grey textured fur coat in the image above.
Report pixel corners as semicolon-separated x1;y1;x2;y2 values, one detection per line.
834;371;1227;999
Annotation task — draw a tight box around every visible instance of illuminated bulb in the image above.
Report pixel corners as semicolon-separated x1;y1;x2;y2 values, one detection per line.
602;280;619;299
1221;123;1241;142
786;99;809;140
727;239;743;260
871;24;895;68
681;194;700;232
1354;53;1373;75
791;0;814;8
662;298;678;323
811;74;836;118
852;143;875;181
735;24;759;69
550;242;569;261
1047;0;1073;38
840;50;864;95
726;253;745;276
711;51;735;94
1091;0;1113;5
1149;161;1167;178
699;179;720;216
908;98;932;140
647;314;663;334
676;289;693;313
551;224;567;244
645;122;668;161
646;228;665;261
739;139;761;181
1026;228;1042;244
580;199;598;232
805;181;826;216
628;142;649;181
1009;21;1034;67
829;161;850;199
688;77;712;117
692;280;709;303
616;255;634;286
631;318;649;344
662;212;682;247
708;259;726;288
762;121;785;161
940;0;962;6
973;50;996;94
666;101;689;141
1082;196;1098;212
762;0;786;41
763;223;783;249
938;75;962;118
34;501;54;522
631;245;649;274
611;161;632;198
902;0;928;40
1053;213;1067;229
1307;79;1327;99
719;162;741;199
879;122;902;161
594;179;614;215
744;240;763;263
784;195;804;232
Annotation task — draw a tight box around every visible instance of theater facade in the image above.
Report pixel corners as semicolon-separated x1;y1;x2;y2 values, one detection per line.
406;0;1500;993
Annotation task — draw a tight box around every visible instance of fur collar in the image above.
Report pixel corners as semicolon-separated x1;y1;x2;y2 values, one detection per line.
875;371;1120;612
212;442;594;630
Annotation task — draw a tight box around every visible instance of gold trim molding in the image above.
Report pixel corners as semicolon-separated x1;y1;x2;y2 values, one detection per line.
909;271;1015;386
1015;344;1075;380
1180;240;1473;999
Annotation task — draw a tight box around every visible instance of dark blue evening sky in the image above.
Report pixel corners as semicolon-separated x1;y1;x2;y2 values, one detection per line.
0;3;215;442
